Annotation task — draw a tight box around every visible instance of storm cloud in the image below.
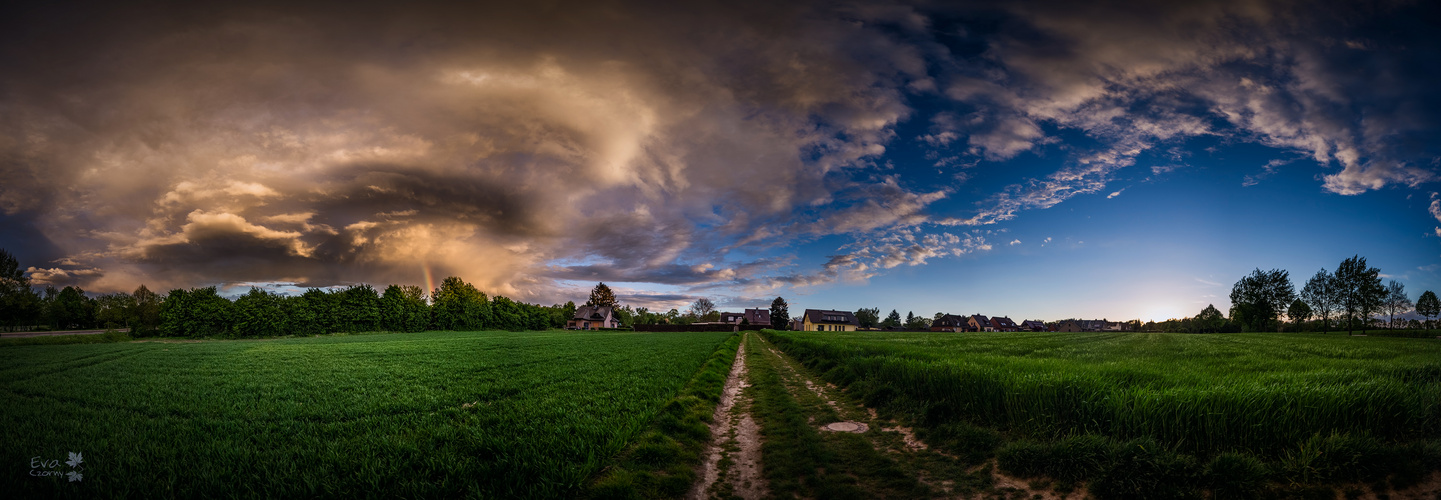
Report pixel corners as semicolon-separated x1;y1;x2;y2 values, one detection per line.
1;0;1436;304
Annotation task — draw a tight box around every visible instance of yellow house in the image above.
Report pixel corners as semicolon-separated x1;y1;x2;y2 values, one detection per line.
801;309;859;332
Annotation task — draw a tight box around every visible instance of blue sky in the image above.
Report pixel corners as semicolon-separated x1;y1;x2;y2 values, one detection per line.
2;0;1438;321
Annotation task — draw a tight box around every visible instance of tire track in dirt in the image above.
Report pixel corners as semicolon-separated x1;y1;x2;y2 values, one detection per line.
689;332;767;500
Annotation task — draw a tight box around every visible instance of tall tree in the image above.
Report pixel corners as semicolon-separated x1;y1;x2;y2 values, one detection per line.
1195;304;1225;333
769;297;789;330
232;288;285;337
1287;299;1312;329
131;284;162;336
1228;268;1295;332
903;311;929;330
431;276;490;330
159;286;232;337
1332;256;1386;335
854;307;880;329
882;309;901;329
586;282;617;308
1384;280;1411;329
689;297;716;319
380;284;430;332
95;292;136;329
0;248;41;331
1300;269;1338;334
1415;290;1439;330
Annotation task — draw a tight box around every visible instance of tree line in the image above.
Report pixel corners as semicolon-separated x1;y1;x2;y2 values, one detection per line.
1141;255;1437;334
0;250;579;336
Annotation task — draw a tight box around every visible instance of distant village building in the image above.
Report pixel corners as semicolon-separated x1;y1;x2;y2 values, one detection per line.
1057;319;1107;332
1019;320;1047;332
969;315;994;332
719;308;771;328
802;309;860;331
931;314;969;332
568;305;618;330
990;316;1019;332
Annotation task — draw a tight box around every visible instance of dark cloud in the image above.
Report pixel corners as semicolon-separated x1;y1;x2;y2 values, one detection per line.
0;0;1436;303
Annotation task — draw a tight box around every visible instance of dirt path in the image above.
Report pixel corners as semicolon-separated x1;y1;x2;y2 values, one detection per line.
689;332;768;500
752;332;1087;500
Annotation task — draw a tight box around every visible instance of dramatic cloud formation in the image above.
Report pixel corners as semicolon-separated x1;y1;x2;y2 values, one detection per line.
1;0;1436;309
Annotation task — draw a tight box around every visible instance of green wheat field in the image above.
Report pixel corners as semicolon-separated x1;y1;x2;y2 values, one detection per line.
1;330;732;498
765;330;1441;494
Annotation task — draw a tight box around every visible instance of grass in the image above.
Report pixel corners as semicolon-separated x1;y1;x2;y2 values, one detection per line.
763;330;1441;497
586;332;740;499
745;332;933;499
1;329;732;499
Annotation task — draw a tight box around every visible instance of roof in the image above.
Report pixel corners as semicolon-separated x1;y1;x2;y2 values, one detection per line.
744;308;771;325
992;316;1017;328
934;314;967;327
573;305;614;320
804;309;859;325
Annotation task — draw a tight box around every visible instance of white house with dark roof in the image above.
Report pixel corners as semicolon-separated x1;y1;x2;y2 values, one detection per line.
567;305;618;330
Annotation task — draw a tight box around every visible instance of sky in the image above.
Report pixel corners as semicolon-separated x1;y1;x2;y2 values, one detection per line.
2;0;1440;321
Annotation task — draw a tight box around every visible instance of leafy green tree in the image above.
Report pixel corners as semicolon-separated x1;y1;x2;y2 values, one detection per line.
1300;269;1338;334
689;297;715;319
0;249;41;332
1416;290;1440;330
1384;280;1411;329
380;284;429;332
770;297;789;330
611;304;630;327
1195;304;1226;333
50;286;95;330
131;284;162;336
903;311;930;330
159;287;232;337
1228;268;1295;332
94;292;136;329
1287;299;1311;329
490;295;525;331
1332;256;1386;335
431;276;490;330
881;309;901;329
288;289;335;336
854;307;879;329
586;282;617;308
232;288;285;337
336;284;381;333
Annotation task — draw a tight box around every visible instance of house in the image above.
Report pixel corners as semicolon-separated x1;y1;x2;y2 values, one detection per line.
802;309;860;332
1058;319;1107;332
719;308;772;328
991;316;1019;332
1019;320;1047;332
969;314;994;332
789;318;805;331
931;314;969;332
568;305;618;330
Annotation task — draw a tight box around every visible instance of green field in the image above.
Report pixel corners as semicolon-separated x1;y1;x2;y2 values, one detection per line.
766;330;1441;494
1;330;733;499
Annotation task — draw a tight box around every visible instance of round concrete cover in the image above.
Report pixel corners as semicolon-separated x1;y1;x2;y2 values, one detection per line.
826;422;861;432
